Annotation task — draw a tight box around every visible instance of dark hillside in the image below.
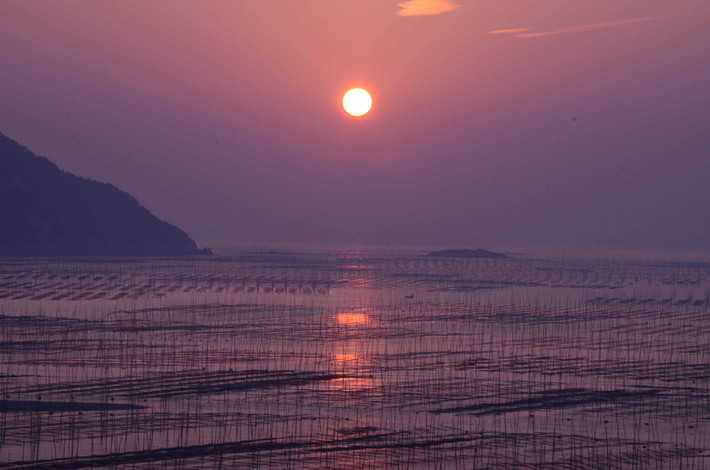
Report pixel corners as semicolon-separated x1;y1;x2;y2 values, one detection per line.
0;131;210;256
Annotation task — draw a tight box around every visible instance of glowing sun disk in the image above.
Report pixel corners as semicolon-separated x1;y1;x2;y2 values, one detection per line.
343;88;372;116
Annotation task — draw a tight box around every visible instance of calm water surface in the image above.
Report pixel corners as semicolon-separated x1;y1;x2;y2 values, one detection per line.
1;243;709;468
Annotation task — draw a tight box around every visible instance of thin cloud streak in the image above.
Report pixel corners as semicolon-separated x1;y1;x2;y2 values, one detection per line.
397;0;461;17
519;16;656;38
488;16;658;39
488;28;529;35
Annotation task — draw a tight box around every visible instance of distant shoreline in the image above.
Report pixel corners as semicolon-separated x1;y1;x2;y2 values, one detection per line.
427;249;507;259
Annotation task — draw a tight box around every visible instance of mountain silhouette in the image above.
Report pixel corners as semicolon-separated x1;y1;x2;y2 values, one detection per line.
0;131;210;256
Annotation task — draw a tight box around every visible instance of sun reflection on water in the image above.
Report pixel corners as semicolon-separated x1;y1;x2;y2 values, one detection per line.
336;311;370;325
334;353;360;364
328;350;375;395
329;310;376;397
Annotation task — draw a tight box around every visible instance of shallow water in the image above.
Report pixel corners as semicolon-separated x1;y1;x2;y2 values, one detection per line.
1;244;709;468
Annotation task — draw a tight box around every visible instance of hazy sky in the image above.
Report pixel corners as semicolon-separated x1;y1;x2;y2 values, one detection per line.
1;0;708;250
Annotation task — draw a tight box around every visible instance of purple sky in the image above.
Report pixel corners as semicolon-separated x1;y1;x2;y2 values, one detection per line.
1;0;709;250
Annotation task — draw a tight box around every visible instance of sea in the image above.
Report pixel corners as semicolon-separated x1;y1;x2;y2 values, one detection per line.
1;242;709;468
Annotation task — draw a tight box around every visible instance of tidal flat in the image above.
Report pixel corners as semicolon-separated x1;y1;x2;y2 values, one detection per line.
1;244;709;469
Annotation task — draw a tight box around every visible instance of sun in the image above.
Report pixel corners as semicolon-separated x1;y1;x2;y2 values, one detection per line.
342;88;372;117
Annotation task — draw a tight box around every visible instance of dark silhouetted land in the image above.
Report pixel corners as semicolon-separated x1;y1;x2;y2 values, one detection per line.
427;248;507;259
0;131;210;256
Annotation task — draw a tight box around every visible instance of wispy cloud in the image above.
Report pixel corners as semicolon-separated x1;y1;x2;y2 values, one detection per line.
488;28;530;35
489;16;657;39
397;0;461;17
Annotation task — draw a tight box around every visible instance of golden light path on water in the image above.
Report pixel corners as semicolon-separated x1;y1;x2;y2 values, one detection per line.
330;309;375;395
336;311;370;325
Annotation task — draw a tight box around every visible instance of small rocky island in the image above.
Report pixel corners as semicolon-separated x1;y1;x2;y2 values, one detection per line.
0;131;210;256
427;248;507;259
